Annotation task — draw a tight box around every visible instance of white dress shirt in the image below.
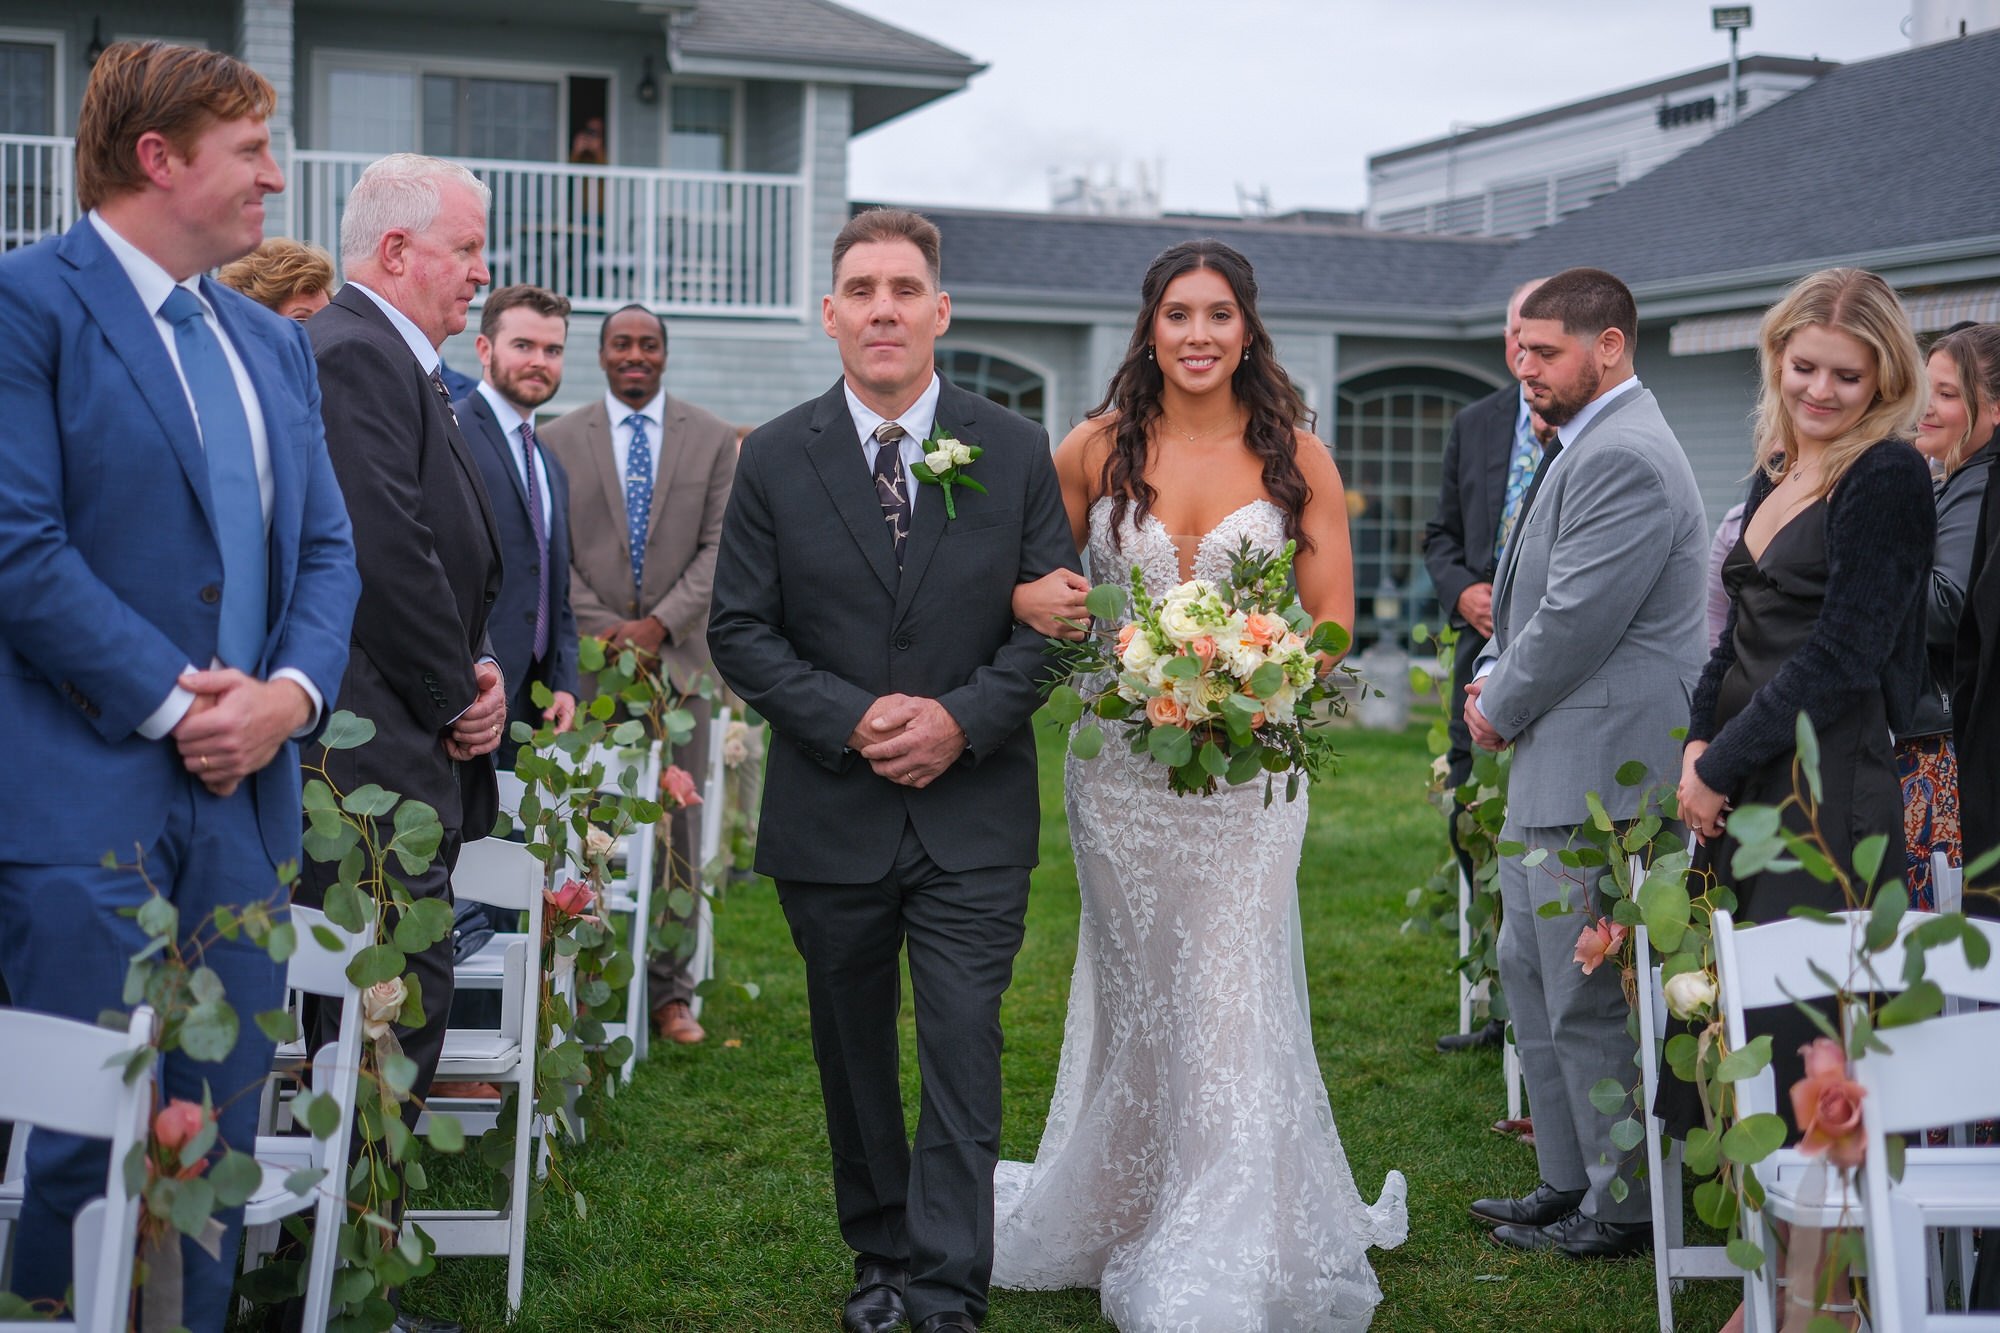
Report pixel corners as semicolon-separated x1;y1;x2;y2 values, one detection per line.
605;389;666;487
345;280;442;374
477;381;554;531
88;211;324;741
843;372;941;514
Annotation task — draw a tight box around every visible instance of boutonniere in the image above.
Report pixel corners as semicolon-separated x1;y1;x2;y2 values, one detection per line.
912;424;986;520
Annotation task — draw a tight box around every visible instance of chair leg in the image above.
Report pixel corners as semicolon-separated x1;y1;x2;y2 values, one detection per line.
507;1078;534;1316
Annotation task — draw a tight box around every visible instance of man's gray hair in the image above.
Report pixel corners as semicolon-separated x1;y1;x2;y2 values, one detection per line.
339;153;491;267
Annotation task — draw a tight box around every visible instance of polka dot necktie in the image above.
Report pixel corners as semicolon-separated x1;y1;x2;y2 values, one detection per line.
624;413;653;602
872;422;910;567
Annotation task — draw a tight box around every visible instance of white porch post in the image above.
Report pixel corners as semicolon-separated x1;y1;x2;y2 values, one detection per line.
236;0;295;235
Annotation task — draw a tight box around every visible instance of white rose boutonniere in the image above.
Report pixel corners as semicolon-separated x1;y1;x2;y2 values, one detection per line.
912;423;986;520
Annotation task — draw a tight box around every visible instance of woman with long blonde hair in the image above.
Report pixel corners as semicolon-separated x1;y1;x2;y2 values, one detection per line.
1674;268;1932;1330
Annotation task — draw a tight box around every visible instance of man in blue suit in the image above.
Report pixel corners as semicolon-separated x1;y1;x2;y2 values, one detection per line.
455;284;581;768
0;43;358;1328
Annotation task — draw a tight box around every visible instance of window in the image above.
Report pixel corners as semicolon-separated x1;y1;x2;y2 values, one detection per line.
0;39;55;135
424;74;558;163
669;84;735;171
1333;369;1490;647
325;67;416;153
937;349;1046;426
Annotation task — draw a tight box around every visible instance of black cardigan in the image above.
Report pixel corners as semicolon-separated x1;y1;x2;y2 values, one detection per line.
1904;442;1994;738
1689;439;1936;796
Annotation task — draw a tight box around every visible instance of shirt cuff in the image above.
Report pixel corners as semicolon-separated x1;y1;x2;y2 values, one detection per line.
447;657;500;726
270;668;325;737
1474;661;1495;681
135;668;200;740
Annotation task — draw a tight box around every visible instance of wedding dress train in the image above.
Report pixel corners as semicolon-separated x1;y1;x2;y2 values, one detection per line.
992;497;1406;1332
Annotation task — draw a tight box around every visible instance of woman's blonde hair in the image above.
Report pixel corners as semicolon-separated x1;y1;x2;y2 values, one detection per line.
216;237;335;313
1751;267;1923;497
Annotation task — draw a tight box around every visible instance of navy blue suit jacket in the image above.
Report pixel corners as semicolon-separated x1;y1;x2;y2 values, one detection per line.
0;218;360;866
455;390;580;706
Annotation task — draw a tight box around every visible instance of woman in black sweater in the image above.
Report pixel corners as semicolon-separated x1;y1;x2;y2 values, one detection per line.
1897;325;2000;908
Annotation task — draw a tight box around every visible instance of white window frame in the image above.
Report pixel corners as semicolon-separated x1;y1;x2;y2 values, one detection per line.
660;76;744;172
309;47;618;161
0;26;66;137
936;341;1059;430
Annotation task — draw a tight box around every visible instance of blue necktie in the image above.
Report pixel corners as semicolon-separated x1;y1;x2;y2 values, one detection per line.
520;422;551;660
624;413;653;603
161;287;266;669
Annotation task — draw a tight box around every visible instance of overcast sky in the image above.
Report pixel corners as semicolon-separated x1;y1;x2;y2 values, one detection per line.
839;0;1911;216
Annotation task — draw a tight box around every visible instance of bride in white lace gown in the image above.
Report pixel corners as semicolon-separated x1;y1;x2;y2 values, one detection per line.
998;241;1406;1332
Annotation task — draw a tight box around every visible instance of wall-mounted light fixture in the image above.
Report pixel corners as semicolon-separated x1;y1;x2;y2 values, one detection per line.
636;55;659;105
85;17;109;65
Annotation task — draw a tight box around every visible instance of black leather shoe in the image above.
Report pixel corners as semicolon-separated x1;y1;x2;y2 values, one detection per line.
1553;1214;1652;1259
842;1261;908;1333
1436;1018;1505;1052
912;1315;977;1333
1469;1181;1585;1228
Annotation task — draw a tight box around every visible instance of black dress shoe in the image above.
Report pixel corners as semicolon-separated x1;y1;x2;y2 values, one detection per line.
842;1261;908;1333
1469;1181;1585;1228
911;1315;977;1333
1490;1208;1651;1258
1436;1018;1505;1052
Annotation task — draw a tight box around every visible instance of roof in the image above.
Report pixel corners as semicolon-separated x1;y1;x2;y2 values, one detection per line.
1369;55;1838;169
670;0;981;78
1472;29;2000;306
912;205;1510;319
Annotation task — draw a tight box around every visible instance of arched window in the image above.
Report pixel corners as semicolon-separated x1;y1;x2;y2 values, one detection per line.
938;348;1047;425
1334;368;1493;649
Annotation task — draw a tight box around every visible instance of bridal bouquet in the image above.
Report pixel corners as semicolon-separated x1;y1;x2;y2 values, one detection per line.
1045;538;1353;799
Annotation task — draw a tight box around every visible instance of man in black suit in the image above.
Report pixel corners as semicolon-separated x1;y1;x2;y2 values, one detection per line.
456;284;580;768
1424;276;1542;1053
708;208;1079;1333
300;154;505;1209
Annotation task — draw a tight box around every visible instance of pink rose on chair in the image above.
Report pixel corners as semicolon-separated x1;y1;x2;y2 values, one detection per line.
1792;1037;1867;1169
1572;918;1628;976
661;764;702;808
152;1099;208;1154
546;877;596;920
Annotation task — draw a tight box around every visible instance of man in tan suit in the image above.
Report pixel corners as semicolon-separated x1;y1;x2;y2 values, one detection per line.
541;303;736;1044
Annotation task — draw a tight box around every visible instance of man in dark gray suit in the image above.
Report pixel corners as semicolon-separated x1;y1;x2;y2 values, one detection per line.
1425;276;1544;1053
708;208;1078;1333
1464;268;1707;1259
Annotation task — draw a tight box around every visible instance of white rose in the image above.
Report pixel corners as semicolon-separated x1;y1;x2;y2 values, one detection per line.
947;440;975;467
1121;629;1158;672
585;825;616;860
924;448;953;473
1664;970;1717;1020
362;976;407;1042
1222;636;1265;679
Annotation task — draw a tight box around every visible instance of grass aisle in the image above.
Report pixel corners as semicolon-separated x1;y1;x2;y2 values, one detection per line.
408;719;1736;1332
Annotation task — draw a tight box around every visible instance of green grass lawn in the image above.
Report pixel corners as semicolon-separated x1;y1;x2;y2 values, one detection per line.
406;718;1737;1332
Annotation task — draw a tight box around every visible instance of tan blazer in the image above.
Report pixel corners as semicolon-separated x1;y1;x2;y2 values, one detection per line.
541;393;737;692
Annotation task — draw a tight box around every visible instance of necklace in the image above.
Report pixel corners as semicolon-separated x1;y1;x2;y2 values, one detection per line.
1161;412;1240;446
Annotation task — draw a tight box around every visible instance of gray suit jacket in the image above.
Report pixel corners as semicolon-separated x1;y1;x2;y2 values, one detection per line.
1477;384;1708;828
540;393;736;694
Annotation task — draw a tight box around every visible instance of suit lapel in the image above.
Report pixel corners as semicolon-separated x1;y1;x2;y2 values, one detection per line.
57;222;218;539
1478;390;1515;552
892;384;972;621
648;396;691;536
804;383;899;597
585;402;631;563
465;393;531;518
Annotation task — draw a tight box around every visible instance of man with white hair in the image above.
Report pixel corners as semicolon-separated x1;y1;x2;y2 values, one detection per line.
297;155;505;1218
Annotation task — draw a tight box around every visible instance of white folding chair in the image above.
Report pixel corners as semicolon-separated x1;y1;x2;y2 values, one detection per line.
584;741;661;1077
683;708;729;1021
411;836;545;1317
1457;864;1475;1037
1858;1006;2000;1332
1635;915;1736;1333
1713;908;2000;1331
239;906;368;1330
0;1006;155;1333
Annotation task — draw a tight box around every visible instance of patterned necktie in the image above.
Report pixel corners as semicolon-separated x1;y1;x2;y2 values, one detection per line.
161;287;267;669
1515;436;1565;535
428;367;459;427
1494;415;1540;563
520;422;551;661
624;413;653;601
872;422;911;567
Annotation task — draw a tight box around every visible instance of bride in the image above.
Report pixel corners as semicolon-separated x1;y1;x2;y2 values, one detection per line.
998;239;1407;1331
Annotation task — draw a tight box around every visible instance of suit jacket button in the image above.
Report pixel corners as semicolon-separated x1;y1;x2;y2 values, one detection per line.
485;592;496;605
199;584;221;605
893;636;912;650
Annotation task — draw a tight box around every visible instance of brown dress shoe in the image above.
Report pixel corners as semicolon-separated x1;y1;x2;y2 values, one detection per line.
428;1082;502;1100
653;999;706;1044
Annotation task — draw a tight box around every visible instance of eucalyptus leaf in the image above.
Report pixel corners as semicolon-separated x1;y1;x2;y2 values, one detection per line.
318;711;376;751
1069;724;1104;761
1084;583;1128;621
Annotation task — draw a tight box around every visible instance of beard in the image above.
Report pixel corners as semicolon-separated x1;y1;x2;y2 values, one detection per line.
1528;358;1602;429
494;364;558;410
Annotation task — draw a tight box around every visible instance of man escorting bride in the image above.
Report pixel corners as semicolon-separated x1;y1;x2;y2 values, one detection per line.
1005;238;1407;1331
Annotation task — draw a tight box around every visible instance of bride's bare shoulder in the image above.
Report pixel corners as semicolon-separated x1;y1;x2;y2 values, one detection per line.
1055;415;1119;494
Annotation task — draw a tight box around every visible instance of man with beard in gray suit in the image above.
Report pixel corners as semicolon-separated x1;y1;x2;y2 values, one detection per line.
1464;267;1707;1260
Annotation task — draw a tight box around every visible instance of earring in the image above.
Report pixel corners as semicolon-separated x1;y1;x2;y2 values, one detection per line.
1146;345;1155;361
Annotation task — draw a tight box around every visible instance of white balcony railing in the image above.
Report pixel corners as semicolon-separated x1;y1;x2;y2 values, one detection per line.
0;136;808;319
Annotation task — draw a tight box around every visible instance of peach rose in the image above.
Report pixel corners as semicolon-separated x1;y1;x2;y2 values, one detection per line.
1243;613;1283;649
547;877;596;919
1116;623;1139;653
1791;1037;1866;1169
362;977;407;1042
1146;695;1185;727
1249;711;1267;730
1572;918;1628;975
1188;635;1217;670
153;1099;209;1154
661;764;702;808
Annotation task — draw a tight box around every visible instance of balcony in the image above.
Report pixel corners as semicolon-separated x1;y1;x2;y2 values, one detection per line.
1;136;809;319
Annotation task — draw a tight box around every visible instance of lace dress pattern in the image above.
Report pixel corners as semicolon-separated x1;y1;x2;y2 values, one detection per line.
991;497;1406;1332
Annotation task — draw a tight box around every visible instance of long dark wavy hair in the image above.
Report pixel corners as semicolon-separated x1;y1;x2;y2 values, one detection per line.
1090;239;1317;549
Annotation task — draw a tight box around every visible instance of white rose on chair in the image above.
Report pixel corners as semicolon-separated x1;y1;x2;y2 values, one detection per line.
362;976;407;1042
1663;969;1717;1020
